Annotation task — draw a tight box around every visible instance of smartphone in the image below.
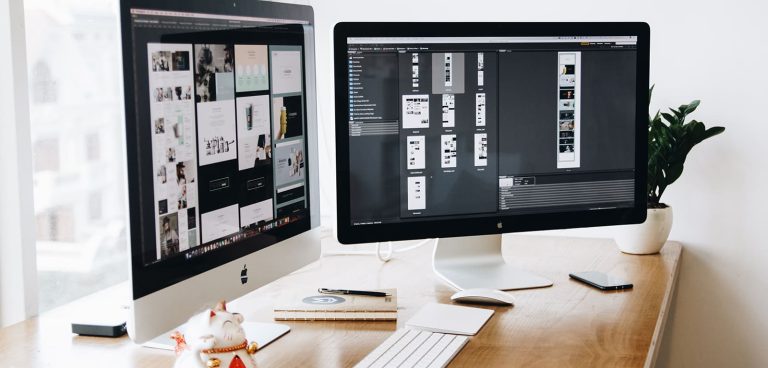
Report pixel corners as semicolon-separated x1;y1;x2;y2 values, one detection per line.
569;271;633;291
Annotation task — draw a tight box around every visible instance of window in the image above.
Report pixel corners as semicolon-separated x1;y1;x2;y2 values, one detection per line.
35;207;75;242
25;0;128;313
86;132;100;161
30;61;57;104
88;191;103;221
33;138;59;173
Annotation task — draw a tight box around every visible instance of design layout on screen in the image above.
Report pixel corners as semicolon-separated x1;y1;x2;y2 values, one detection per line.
345;36;638;225
134;12;310;264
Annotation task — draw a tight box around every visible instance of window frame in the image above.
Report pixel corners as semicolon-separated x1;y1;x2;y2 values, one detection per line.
0;0;39;327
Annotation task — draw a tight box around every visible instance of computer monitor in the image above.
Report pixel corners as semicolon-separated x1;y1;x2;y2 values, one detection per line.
119;1;320;343
334;23;649;290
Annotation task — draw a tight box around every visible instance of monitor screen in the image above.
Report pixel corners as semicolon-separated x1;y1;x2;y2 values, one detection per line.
335;25;648;242
346;36;638;225
125;8;312;297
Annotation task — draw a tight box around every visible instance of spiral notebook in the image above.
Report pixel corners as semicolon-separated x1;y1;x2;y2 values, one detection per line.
273;289;397;321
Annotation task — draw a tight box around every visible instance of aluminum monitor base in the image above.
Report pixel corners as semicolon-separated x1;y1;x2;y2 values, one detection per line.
432;234;554;291
143;322;290;351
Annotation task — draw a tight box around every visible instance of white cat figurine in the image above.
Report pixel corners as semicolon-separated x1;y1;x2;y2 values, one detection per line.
173;301;259;368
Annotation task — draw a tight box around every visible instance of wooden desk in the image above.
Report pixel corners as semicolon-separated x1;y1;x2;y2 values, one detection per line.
0;235;681;368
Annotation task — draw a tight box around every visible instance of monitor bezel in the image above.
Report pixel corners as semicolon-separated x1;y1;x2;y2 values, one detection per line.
120;0;317;299
334;22;650;244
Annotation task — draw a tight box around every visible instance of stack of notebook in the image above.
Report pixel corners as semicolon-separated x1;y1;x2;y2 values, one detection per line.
273;289;397;321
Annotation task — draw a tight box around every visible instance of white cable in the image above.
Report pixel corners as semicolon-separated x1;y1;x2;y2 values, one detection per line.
376;242;394;262
391;239;434;253
322;238;436;261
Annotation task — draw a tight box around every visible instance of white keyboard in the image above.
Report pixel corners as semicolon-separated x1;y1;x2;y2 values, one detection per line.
354;328;469;368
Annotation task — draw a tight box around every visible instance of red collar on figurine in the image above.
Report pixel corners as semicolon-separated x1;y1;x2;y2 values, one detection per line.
171;331;248;355
201;340;249;354
171;331;188;355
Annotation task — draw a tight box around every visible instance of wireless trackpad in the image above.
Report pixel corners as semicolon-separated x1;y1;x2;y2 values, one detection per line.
406;303;494;336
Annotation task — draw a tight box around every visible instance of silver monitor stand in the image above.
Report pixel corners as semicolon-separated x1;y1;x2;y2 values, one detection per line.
432;234;553;290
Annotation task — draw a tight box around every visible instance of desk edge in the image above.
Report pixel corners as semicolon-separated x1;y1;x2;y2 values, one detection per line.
643;241;683;368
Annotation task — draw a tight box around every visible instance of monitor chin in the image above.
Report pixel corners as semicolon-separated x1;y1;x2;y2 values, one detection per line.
128;226;321;344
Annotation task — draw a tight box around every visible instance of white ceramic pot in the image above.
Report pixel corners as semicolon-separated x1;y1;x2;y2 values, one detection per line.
614;206;673;255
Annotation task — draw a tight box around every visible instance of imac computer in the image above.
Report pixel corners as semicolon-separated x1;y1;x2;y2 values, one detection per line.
119;1;320;343
334;23;650;291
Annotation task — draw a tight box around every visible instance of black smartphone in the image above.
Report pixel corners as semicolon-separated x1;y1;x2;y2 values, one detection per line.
569;271;633;291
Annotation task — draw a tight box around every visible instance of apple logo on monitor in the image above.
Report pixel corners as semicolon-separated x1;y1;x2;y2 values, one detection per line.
240;265;248;284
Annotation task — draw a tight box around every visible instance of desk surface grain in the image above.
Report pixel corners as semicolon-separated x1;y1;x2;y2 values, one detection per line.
0;235;682;368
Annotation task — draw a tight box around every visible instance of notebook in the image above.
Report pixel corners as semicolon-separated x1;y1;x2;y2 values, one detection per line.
273;289;397;321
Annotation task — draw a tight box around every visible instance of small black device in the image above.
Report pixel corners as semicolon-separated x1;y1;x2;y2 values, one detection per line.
569;271;633;290
71;320;128;337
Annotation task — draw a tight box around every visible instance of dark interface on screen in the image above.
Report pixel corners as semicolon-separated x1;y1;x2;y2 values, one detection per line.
346;36;638;226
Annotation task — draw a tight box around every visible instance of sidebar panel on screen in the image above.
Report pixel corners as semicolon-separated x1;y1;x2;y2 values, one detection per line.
347;46;401;224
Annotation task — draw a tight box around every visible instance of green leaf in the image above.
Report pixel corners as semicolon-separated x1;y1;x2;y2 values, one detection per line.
684;100;700;114
664;161;685;186
703;126;725;140
649;110;661;126
669;123;683;138
661;112;677;125
690;121;706;142
670;108;684;122
645;87;725;204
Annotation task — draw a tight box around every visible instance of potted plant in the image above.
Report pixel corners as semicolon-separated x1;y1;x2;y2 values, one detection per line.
615;86;725;254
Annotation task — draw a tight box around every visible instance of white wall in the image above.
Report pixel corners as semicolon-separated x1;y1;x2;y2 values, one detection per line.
308;0;768;366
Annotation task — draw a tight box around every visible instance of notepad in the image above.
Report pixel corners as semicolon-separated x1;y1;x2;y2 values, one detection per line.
273;289;397;321
406;303;494;336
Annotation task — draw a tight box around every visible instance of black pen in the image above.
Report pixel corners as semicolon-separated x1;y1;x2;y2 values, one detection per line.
318;288;389;297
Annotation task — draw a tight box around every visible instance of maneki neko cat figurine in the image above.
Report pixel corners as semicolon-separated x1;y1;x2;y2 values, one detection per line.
173;301;260;368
